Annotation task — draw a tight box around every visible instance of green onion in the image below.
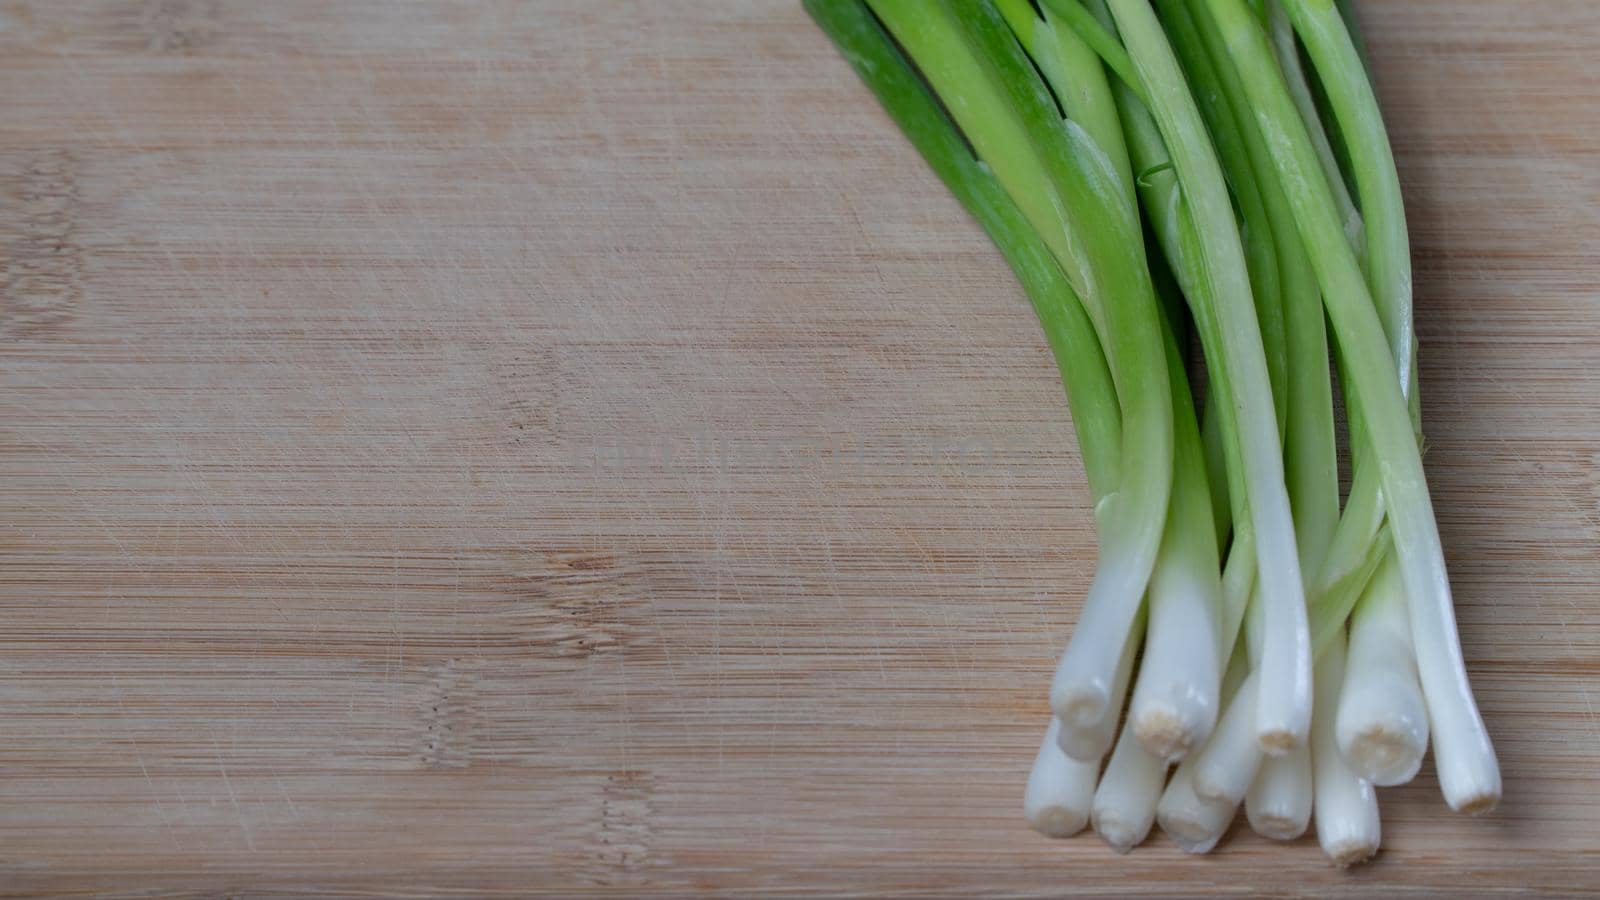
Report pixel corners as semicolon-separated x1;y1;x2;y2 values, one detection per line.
807;0;1500;863
1004;0;1226;766
1311;631;1381;866
1201;0;1499;814
801;0;1131;837
1099;0;1312;753
1336;550;1430;786
864;0;1178;734
1246;744;1313;840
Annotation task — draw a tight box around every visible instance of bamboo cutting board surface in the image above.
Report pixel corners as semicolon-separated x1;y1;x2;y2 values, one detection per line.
2;1;1597;895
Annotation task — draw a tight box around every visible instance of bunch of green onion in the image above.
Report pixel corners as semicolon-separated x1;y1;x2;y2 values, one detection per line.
806;0;1498;865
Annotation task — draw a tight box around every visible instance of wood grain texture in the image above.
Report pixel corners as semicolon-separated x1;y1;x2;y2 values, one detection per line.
2;0;1597;895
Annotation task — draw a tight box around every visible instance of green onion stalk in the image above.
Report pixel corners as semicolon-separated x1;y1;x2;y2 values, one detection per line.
1203;0;1498;813
861;0;1177;736
1002;0;1227;768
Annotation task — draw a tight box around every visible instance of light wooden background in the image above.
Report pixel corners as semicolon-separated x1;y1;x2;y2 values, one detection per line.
2;0;1597;895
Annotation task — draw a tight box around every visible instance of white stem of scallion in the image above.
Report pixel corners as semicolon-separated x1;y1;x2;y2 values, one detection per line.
1156;754;1238;854
1312;630;1381;866
1337;549;1429;786
1246;743;1312;840
1191;668;1265;806
1127;328;1224;761
1025;717;1098;838
1128;563;1221;760
1057;604;1145;761
1093;718;1169;852
1156;633;1251;852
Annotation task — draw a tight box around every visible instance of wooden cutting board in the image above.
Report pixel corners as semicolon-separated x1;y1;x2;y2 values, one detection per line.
3;1;1596;894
